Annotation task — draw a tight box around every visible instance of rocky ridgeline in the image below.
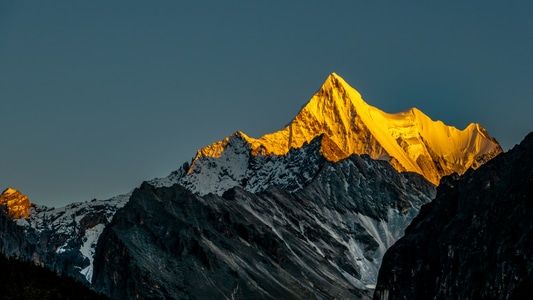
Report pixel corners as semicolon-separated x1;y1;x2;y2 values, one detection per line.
0;73;507;299
374;132;533;299
0;193;129;283
188;73;502;186
92;152;435;299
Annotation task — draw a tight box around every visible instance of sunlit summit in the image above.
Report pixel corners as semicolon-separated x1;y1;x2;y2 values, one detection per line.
192;73;502;186
0;72;516;300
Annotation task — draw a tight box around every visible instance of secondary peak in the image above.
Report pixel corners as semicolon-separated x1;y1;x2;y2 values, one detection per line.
0;187;31;219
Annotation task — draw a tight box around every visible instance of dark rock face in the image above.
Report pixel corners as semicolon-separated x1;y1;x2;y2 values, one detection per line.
0;254;110;299
0;136;435;299
374;132;533;300
0;196;128;284
92;154;435;299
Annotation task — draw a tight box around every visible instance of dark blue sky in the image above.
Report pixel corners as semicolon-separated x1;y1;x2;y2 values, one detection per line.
1;1;532;207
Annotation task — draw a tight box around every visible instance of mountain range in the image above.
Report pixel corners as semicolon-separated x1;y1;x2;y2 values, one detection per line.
179;72;501;191
1;73;517;299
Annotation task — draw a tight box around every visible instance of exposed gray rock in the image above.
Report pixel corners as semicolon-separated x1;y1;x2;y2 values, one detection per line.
92;153;435;299
374;132;533;300
152;133;327;196
0;195;129;283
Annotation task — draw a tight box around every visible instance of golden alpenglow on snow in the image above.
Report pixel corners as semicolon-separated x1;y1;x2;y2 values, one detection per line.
193;73;503;185
0;188;31;219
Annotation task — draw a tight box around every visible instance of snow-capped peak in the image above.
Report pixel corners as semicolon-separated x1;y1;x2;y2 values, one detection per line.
188;73;502;185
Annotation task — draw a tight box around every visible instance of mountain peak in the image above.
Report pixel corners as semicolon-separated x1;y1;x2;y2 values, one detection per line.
190;73;502;185
324;71;346;83
316;72;363;103
0;187;31;219
323;72;345;87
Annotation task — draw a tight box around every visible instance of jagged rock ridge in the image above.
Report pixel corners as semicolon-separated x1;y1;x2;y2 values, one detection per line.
92;149;435;299
374;132;533;299
184;73;502;187
162;133;328;196
0;193;129;283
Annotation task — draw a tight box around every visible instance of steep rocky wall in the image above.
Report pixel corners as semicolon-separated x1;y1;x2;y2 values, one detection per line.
93;154;435;299
374;132;533;300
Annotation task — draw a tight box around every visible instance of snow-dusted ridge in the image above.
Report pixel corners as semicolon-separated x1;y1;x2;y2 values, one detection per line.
11;193;130;283
0;73;503;298
129;135;436;293
148;133;326;196
145;73;502;199
91;151;437;299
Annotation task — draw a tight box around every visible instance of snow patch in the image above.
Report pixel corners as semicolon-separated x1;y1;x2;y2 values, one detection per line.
79;223;106;283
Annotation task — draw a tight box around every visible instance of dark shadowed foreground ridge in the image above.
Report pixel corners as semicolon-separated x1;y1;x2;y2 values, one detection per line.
92;148;434;299
374;132;533;299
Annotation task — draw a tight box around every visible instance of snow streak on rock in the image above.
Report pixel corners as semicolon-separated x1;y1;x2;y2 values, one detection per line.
2;193;129;283
92;153;436;299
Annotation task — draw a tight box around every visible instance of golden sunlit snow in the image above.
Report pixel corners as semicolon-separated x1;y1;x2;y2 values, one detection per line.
192;73;503;185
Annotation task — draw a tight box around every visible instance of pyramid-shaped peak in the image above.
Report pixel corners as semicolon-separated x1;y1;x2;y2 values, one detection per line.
188;73;503;185
314;72;364;106
325;72;345;82
321;72;351;89
327;72;340;79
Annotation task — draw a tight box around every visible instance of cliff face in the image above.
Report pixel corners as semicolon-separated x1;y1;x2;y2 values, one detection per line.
0;194;129;284
374;132;533;300
92;152;435;299
0;188;31;219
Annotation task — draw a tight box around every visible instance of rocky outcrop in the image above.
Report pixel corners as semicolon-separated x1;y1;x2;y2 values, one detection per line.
0;188;31;219
374;132;533;299
171;134;327;196
0;194;129;284
93;152;435;299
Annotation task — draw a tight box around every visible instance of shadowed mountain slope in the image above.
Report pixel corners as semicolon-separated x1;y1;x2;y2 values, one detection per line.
92;151;435;299
374;132;533;300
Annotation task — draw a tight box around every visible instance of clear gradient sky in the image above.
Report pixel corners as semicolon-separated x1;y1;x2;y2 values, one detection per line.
1;1;532;208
